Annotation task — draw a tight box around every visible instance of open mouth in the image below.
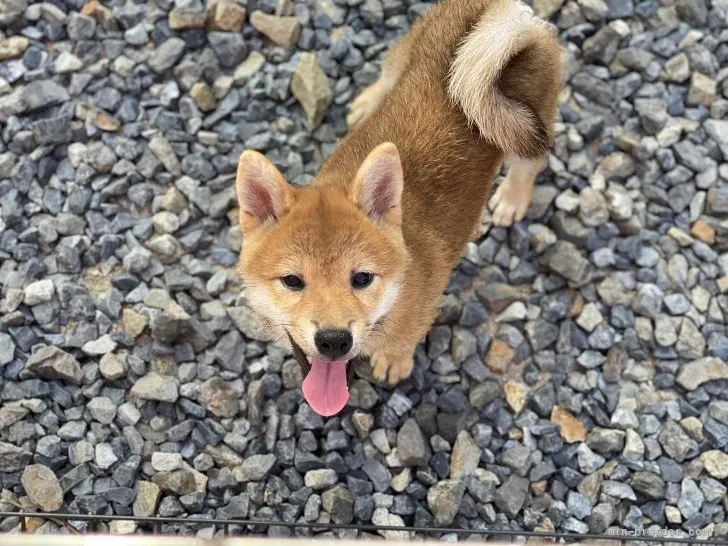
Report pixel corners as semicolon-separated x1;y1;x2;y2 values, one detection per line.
287;332;357;417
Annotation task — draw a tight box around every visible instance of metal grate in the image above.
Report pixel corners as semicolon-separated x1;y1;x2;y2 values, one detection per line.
2;511;728;545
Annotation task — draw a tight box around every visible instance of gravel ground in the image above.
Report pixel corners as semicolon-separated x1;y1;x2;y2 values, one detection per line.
1;0;728;539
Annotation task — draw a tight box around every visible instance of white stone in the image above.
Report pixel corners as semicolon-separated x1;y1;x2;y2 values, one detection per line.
496;302;527;322
54;51;83;73
576;303;603;333
151;451;183;472
23;279;54;306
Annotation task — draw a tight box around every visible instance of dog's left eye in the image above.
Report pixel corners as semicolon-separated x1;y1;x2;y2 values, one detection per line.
281;275;305;290
351;272;374;288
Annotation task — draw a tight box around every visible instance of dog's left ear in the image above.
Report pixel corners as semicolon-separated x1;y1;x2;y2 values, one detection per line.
350;142;403;226
236;150;294;233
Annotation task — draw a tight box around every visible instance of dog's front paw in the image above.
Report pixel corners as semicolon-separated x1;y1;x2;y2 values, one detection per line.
347;83;385;127
371;351;414;386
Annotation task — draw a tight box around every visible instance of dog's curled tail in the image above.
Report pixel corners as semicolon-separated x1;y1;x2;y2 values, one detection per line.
448;0;562;158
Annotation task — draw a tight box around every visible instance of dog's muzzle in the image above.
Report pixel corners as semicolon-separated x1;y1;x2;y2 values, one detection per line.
286;331;357;385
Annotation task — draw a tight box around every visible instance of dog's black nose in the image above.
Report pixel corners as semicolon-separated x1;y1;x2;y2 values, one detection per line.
314;329;353;360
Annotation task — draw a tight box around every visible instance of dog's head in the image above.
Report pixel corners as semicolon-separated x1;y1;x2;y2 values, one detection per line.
235;143;409;417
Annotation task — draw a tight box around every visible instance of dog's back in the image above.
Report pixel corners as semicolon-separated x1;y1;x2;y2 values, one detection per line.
317;0;561;263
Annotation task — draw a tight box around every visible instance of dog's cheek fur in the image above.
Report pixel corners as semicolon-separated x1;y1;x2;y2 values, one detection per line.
243;280;323;355
368;280;402;325
242;281;292;343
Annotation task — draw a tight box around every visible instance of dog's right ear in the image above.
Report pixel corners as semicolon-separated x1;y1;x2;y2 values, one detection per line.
236;150;294;233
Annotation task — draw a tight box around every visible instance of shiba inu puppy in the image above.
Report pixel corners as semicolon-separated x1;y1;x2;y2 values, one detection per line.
235;0;562;416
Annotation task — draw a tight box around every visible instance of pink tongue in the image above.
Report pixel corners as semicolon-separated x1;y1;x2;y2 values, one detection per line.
302;358;349;417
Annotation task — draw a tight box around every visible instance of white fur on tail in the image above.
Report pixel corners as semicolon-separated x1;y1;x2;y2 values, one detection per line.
448;0;554;157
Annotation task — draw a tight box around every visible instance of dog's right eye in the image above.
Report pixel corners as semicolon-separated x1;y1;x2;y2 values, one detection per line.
281;275;305;290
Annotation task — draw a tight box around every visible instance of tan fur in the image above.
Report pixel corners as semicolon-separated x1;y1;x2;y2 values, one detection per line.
236;0;562;387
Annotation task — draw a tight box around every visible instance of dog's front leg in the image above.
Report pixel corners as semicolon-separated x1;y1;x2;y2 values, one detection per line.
371;348;416;386
367;295;439;387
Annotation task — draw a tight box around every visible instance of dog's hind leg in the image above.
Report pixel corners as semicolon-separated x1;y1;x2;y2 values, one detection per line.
448;0;562;227
489;155;546;226
347;36;413;127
